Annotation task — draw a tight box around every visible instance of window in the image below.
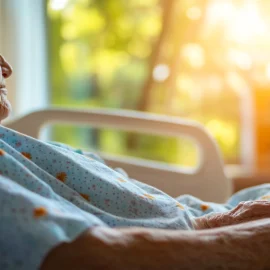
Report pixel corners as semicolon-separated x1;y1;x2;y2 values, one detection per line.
0;0;48;117
44;0;270;169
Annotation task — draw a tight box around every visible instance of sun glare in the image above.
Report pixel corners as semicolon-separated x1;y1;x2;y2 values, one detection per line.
228;2;266;43
153;64;170;82
207;0;267;44
49;0;69;11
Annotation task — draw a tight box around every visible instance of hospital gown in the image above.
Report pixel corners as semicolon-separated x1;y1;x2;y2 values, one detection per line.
1;125;270;270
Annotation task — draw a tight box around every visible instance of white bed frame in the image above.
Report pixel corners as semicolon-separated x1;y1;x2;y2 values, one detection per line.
4;108;233;203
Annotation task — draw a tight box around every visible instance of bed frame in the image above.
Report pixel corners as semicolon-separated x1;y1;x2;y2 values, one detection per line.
4;108;232;203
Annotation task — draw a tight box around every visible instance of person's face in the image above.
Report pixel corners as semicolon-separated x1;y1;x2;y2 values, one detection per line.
0;55;12;123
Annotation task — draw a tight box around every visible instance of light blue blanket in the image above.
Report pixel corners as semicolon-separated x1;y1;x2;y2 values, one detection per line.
0;125;270;270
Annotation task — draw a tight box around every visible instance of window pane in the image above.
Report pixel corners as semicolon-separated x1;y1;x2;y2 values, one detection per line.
47;124;198;167
46;0;270;166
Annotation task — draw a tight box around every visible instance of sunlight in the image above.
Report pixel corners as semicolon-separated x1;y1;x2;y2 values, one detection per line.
228;49;252;70
186;6;201;21
176;74;194;92
228;2;266;44
207;0;266;44
206;119;237;148
49;0;69;11
153;64;170;82
206;0;233;26
181;43;204;69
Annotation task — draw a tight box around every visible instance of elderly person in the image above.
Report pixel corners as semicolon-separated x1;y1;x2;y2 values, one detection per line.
1;54;270;270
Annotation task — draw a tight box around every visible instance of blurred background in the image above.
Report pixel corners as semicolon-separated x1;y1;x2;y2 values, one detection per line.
1;0;270;174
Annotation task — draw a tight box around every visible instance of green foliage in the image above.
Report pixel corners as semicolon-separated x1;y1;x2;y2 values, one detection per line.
47;0;241;166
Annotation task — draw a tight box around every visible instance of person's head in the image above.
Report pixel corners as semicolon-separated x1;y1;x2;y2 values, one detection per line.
0;55;12;123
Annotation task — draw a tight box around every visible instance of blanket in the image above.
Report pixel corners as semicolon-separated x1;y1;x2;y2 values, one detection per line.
0;126;270;269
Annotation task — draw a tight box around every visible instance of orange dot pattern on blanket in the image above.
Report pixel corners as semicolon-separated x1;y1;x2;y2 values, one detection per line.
261;195;270;200
140;194;155;200
80;193;90;201
200;204;209;211
21;152;32;160
117;177;126;183
56;172;67;183
176;202;185;210
33;207;48;218
0;149;4;156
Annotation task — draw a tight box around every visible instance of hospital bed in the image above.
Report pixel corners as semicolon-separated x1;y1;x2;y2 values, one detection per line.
4;108;233;203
